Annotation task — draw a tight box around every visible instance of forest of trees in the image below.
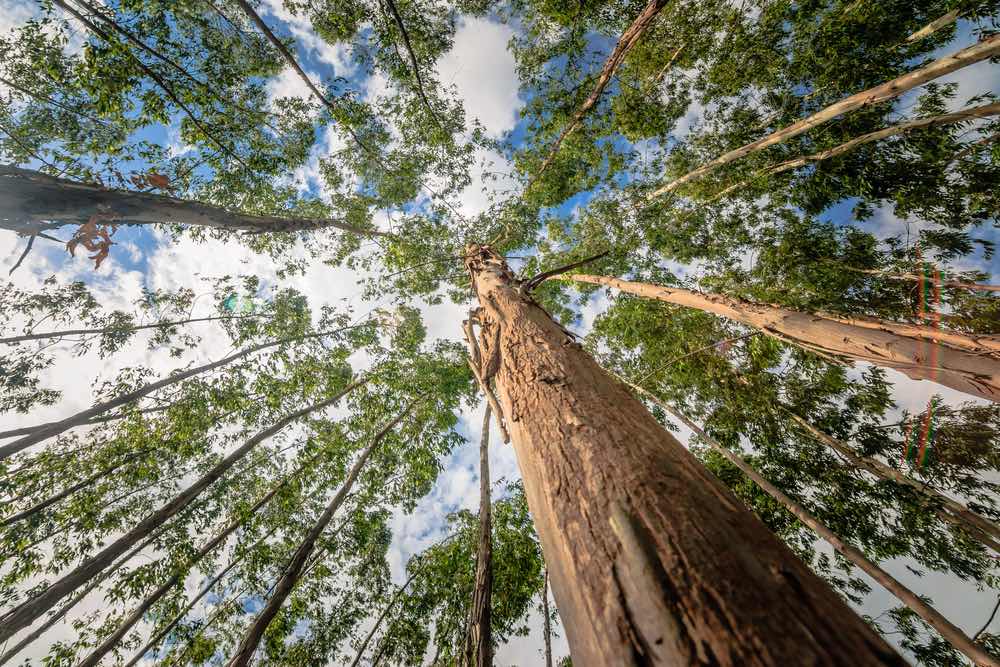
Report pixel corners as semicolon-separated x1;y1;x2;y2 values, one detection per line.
1;0;999;664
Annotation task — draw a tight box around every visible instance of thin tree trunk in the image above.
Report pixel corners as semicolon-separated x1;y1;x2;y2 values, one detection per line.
0;313;258;345
0;165;393;237
530;0;669;186
558;273;1000;403
785;410;1000;550
639;388;997;666
832;265;1000;293
467;404;493;667
75;448;320;667
542;569;552;667
348;569;421;667
0;405;170;440
649;34;1000;199
0;324;364;459
906;9;960;42
712;102;1000;200
381;0;443;125
464;244;903;665
0;380;364;643
225;400;415;666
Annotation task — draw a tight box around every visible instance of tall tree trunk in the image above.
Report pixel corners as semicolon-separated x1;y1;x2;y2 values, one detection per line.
464;244;903;666
0;165;393;238
0;405;170;440
225;401;415;667
906;9;960;42
467;404;494;667
712;102;1000;200
0;531;160;667
348;569;421;667
76;451;318;667
636;385;997;666
785;409;1000;550
559;273;1000;403
648;34;1000;199
542;569;552;667
530;0;669;186
0;380;364;643
0;324;364;459
0;313;258;345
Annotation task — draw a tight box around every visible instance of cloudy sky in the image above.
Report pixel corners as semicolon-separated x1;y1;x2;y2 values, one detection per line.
1;0;999;664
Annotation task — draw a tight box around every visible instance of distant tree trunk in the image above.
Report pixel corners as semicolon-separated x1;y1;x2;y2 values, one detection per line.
0;405;170;440
559;273;1000;403
0;324;365;459
0;380;364;643
465;244;903;666
785;410;1000;551
467;404;494;667
649;34;1000;198
225;401;415;667
906;9;960;42
348;569;421;667
833;265;1000;293
0;165;394;238
637;387;997;667
542;569;552;667
713;102;1000;200
0;313;259;345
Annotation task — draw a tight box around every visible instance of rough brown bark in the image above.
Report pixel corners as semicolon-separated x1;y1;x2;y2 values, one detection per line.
713;102;1000;200
529;0;669;186
0;324;365;459
649;34;1000;199
465;244;903;666
0;381;364;643
467;404;494;667
0;165;392;237
225;401;415;666
638;387;997;667
560;273;1000;403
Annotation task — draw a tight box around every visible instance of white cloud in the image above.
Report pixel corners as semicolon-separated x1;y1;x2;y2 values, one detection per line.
436;17;520;137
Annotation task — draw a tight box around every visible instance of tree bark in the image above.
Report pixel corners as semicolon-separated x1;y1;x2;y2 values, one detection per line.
542;569;553;667
649;33;1000;199
225;400;415;666
906;9;960;42
467;404;494;667
464;244;903;666
638;387;997;666
0;313;257;345
0;324;365;459
0;165;393;237
0;380;364;643
0;405;170;440
712;102;1000;200
559;273;1000;403
348;569;420;667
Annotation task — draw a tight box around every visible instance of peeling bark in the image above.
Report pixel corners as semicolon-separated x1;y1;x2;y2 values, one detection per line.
0;165;393;237
649;34;1000;199
560;273;1000;404
465;244;903;666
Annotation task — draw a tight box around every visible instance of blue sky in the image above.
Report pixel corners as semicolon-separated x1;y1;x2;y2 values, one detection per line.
2;1;1000;664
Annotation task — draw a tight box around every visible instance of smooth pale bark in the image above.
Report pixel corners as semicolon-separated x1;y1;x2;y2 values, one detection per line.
0;165;392;237
640;388;997;667
542;570;552;667
0;325;364;459
466;404;493;667
0;405;170;440
0;532;158;667
0;313;257;345
786;410;1000;551
906;9;960;42
76;453;314;667
530;0;669;185
348;569;421;667
465;244;903;665
649;34;1000;199
225;401;415;667
713;102;1000;200
559;273;1000;403
0;380;364;643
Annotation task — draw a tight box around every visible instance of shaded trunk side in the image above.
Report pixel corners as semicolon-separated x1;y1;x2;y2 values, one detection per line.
468;404;494;667
542;569;553;667
466;244;903;666
561;273;1000;404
